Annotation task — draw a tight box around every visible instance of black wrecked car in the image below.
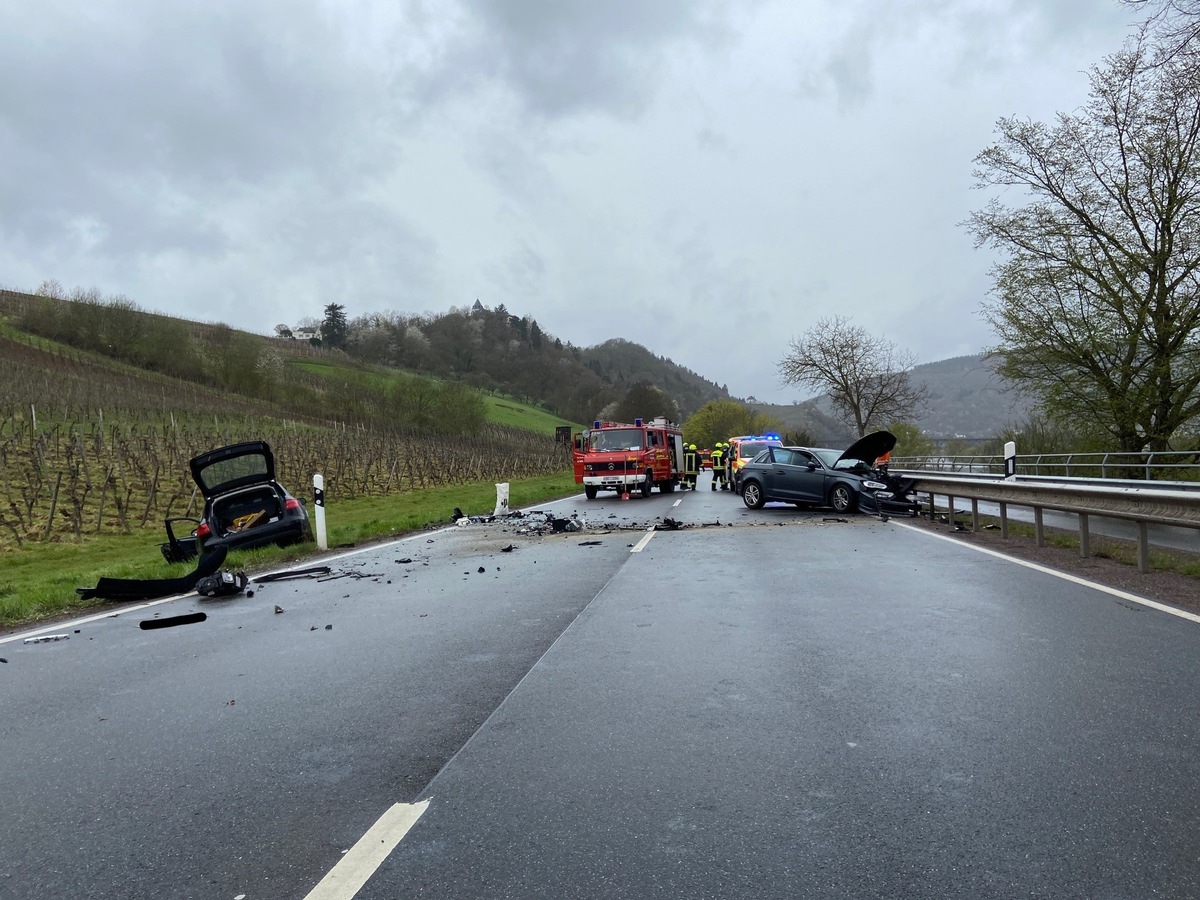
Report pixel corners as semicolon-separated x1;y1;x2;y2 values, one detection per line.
166;440;311;559
738;431;921;516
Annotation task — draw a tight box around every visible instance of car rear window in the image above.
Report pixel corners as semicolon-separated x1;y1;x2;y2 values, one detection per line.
199;454;270;493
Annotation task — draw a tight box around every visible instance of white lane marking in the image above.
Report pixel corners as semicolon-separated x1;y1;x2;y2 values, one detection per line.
896;521;1200;624
672;498;682;508
303;800;430;900
631;530;656;553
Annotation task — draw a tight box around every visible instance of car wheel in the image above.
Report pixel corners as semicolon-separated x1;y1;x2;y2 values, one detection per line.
641;473;653;498
829;483;857;513
585;485;598;500
742;480;765;509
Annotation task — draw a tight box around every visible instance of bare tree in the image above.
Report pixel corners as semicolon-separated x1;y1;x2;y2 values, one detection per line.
967;37;1200;453
1122;0;1200;62
778;316;928;437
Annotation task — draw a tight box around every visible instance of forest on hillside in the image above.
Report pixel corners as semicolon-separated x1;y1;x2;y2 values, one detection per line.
3;288;729;426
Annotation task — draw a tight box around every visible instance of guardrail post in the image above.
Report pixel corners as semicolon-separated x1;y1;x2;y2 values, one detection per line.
970;498;979;532
1034;508;1045;546
1079;512;1090;558
1137;522;1150;572
999;501;1008;539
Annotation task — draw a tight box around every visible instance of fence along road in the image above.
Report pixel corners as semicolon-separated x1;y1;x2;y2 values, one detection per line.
891;451;1200;572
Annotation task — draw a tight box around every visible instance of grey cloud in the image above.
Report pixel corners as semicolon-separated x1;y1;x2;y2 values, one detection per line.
439;0;748;120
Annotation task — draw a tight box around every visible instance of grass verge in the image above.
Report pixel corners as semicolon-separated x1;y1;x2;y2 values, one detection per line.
933;506;1200;577
0;472;579;630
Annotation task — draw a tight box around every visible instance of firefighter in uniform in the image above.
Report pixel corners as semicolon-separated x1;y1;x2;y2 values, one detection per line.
710;443;726;491
683;443;699;489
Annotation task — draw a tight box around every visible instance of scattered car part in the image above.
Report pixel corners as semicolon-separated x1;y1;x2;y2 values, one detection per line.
24;634;70;644
139;612;207;630
76;546;229;602
252;566;332;583
196;571;249;598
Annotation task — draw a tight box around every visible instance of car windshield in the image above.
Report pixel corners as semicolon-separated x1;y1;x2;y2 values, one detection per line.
812;448;843;468
590;429;643;452
739;441;772;459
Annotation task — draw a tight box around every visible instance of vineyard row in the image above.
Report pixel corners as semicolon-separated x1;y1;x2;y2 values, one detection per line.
0;421;570;549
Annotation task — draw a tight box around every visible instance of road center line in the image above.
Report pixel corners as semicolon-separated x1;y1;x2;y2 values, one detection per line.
896;521;1200;624
303;800;430;900
631;530;656;553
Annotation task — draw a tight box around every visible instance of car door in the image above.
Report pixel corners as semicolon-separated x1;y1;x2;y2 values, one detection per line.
786;449;827;503
759;447;805;501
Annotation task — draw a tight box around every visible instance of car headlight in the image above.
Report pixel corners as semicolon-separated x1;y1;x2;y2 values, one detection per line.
862;480;888;491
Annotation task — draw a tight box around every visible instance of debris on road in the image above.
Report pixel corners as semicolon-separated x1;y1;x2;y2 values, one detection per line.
138;612;207;630
24;634;70;644
196;571;249;598
76;546;229;602
274;605;285;614
254;566;332;583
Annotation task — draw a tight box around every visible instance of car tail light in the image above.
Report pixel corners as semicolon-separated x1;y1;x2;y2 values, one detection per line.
285;498;301;512
195;521;212;539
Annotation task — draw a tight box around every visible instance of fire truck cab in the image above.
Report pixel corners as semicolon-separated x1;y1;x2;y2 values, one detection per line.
573;417;685;499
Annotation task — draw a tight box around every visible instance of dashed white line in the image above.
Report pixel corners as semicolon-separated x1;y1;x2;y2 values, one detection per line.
631;530;657;553
303;800;430;900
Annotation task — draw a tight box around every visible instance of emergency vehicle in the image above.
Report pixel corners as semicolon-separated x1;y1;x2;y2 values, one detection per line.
725;433;784;492
573;417;685;499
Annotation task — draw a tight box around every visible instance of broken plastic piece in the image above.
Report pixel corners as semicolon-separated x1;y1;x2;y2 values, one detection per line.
77;546;228;601
139;612;207;630
196;570;249;598
253;566;332;583
24;634;70;644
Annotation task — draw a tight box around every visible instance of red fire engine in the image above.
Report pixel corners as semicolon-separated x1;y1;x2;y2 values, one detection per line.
573;417;685;499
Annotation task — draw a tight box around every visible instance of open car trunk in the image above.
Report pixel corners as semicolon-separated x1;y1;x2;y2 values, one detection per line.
210;484;287;539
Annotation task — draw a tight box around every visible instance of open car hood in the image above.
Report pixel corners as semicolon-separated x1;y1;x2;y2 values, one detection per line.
189;440;277;497
835;431;897;467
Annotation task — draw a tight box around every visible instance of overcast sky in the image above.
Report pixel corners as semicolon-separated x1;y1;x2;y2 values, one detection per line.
1;0;1143;403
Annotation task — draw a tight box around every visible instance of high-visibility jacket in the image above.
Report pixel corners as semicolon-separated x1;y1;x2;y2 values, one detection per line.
684;448;698;474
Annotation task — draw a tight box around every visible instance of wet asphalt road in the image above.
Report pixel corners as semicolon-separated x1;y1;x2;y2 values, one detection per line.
4;472;1200;899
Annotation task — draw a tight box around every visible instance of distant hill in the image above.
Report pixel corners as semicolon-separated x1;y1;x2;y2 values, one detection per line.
746;355;1034;444
0;288;1026;439
580;339;729;419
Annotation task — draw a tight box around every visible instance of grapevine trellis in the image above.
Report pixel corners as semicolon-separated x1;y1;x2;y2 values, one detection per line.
0;419;569;549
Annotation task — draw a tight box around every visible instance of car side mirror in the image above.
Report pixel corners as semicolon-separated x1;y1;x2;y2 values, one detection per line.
806;463;817;471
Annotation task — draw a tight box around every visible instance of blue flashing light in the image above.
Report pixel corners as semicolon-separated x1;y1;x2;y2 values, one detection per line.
593;421;602;429
635;418;643;426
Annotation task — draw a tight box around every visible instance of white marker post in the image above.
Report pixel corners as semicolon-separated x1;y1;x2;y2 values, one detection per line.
1004;440;1017;479
313;473;328;550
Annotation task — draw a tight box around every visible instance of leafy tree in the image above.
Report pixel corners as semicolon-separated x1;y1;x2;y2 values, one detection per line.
608;381;680;425
274;324;293;339
967;36;1200;453
321;303;348;349
886;422;935;458
778;316;928;437
683;399;780;450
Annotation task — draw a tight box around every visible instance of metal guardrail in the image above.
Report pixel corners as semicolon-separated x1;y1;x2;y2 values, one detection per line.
892;451;1200;481
898;472;1200;574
